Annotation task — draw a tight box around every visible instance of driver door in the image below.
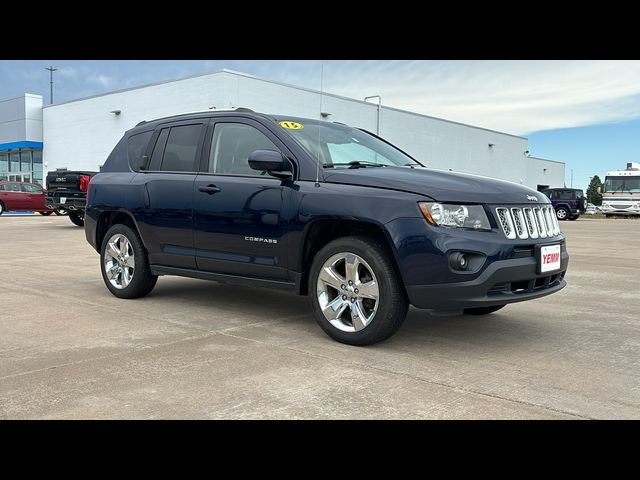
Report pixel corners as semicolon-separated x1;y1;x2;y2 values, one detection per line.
193;117;294;280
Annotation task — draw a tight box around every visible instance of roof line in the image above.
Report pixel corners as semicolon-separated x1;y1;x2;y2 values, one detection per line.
0;93;43;103
41;67;526;139
529;156;565;165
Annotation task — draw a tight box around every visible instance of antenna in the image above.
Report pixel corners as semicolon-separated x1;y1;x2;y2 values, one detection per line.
315;61;324;187
45;65;58;105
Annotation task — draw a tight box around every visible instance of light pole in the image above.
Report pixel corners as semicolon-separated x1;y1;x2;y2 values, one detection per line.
45;65;57;105
364;95;381;135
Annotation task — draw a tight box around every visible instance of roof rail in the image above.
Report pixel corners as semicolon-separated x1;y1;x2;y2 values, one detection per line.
135;107;255;127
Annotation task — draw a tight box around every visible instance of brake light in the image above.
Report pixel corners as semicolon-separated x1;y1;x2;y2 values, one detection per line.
85;176;92;205
79;175;90;192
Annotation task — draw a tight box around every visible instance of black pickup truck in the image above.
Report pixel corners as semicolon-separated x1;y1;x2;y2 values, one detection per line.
46;169;98;226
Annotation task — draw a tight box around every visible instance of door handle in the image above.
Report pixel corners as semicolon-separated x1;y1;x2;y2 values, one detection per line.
198;184;221;194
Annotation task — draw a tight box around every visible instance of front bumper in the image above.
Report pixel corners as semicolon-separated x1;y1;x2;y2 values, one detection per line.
406;252;568;309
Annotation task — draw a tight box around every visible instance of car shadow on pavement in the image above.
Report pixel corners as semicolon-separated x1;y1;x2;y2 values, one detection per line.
146;277;546;348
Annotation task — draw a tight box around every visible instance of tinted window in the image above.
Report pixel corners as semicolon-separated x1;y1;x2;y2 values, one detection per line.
162;125;202;172
22;183;43;193
559;190;574;200
128;131;153;170
209;123;280;176
5;183;20;192
148;128;169;171
0;184;4;191
541;190;552;199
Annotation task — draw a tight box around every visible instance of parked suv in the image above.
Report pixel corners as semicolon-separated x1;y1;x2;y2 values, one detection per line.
540;188;586;221
85;109;569;345
0;181;52;215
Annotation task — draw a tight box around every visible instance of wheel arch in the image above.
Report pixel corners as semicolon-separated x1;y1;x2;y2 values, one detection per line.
95;209;147;253
297;218;406;296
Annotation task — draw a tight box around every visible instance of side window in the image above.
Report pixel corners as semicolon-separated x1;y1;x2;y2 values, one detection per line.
22;184;43;193
208;123;280;176
148;128;169;171
559;190;573;200
0;184;4;191
128;131;153;170
161;124;202;172
5;183;20;192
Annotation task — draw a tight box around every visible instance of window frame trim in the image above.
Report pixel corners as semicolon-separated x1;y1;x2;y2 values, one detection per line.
139;119;207;174
198;116;298;180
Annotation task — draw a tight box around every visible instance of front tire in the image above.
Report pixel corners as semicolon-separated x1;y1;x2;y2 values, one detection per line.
309;236;408;346
69;211;84;226
556;206;569;221
464;304;506;315
100;224;157;299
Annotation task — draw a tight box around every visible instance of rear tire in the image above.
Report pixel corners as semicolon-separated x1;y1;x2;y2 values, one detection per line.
100;224;157;299
39;211;53;216
54;208;68;216
69;211;84;227
308;236;408;346
464;305;506;315
556;206;569;221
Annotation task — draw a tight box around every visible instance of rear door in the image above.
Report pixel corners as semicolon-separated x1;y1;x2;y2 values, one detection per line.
21;183;46;211
132;120;206;269
3;182;25;210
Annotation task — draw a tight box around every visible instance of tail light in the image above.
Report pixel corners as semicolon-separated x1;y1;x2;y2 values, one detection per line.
79;175;90;192
85;176;92;205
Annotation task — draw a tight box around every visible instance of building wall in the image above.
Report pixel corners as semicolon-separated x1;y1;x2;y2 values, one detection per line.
42;70;565;189
0;94;43;145
527;157;566;190
43;74;226;172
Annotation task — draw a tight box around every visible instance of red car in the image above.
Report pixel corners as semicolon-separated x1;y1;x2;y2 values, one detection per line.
0;181;53;215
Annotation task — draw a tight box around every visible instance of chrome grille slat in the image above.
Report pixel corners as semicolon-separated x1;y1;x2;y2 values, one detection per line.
534;207;547;238
510;208;528;239
495;207;516;239
523;208;539;239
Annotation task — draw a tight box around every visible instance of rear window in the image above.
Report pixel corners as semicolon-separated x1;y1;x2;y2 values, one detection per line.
128;131;153;170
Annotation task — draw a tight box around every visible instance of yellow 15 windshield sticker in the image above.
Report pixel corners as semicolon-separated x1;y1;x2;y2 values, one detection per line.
279;121;304;130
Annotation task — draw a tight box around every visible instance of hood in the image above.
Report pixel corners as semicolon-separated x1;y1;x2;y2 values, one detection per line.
323;166;549;204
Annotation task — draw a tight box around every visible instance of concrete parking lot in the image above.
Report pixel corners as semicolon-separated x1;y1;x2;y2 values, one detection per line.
1;215;639;419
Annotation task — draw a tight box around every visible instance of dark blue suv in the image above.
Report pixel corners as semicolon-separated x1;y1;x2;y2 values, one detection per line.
85;109;569;345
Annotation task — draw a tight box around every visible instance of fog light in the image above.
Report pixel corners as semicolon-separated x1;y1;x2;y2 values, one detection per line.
449;252;468;271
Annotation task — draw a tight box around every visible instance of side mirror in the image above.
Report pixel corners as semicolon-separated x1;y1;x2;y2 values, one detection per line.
248;150;292;179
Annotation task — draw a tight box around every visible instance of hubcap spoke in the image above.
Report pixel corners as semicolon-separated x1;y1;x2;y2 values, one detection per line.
322;296;348;321
356;280;378;300
318;265;346;290
350;301;368;331
124;255;135;268
344;253;360;284
107;242;120;260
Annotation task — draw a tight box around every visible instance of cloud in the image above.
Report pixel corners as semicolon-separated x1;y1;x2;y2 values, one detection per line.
314;60;640;135
87;73;112;87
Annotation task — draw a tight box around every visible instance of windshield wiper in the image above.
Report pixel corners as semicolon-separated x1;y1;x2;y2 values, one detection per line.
324;161;385;169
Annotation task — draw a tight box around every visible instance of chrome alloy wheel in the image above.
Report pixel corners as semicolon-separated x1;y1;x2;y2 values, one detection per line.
316;252;379;332
103;233;135;289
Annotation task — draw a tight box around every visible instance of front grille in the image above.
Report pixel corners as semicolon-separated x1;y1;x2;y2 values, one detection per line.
495;205;559;239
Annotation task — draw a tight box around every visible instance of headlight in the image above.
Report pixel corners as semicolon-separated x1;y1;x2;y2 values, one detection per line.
418;202;491;230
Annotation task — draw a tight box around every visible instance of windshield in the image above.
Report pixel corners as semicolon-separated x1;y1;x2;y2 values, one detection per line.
604;176;640;193
277;119;422;168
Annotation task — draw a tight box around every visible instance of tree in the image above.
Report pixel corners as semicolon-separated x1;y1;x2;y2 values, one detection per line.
587;175;603;205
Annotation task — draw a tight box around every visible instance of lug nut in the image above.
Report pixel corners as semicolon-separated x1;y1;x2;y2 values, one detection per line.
341;284;346;290
354;288;359;294
348;280;353;286
342;295;347;300
350;297;355;303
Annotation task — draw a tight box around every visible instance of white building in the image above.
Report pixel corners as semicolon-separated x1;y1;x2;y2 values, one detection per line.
0;69;564;190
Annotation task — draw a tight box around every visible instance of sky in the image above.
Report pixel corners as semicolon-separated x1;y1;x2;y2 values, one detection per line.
2;60;639;191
